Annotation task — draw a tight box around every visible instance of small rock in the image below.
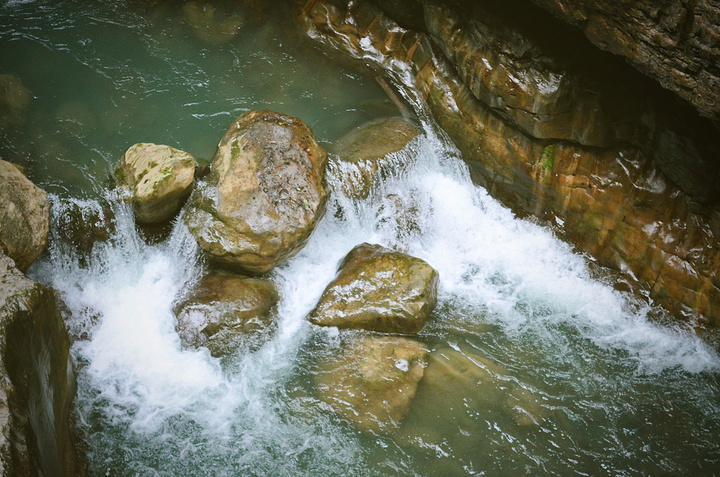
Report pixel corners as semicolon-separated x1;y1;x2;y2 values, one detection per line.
175;270;278;357
185;110;328;274
115;143;195;224
309;243;439;333
330;117;419;199
0;159;50;271
315;335;428;434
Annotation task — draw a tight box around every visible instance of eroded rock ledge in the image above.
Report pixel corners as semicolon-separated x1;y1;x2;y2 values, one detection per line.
0;254;78;476
528;0;720;125
298;0;720;324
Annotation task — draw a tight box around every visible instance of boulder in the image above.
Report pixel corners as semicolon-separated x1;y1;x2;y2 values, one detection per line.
315;335;428;434
0;253;78;476
115;143;195;224
184;110;328;274
308;243;439;334
330;117;419;199
175;271;278;357
0;74;31;129
0;159;50;272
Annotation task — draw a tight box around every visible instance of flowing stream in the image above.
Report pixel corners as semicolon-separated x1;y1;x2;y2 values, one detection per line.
3;0;720;475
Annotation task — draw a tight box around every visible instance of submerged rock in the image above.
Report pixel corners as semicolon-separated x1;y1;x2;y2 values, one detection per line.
0;159;50;272
308;243;439;334
182;1;245;45
315;335;428;434
396;344;546;471
330;117;419;198
0;253;78;476
175;271;278;357
115;143;195;224
0;73;31;129
185;110;328;275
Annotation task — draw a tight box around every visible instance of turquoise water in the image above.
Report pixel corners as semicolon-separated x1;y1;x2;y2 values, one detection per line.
0;0;394;196
4;1;720;475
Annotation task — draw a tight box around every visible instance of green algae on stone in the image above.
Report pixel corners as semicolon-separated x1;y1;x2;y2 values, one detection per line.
541;144;556;171
115;143;196;224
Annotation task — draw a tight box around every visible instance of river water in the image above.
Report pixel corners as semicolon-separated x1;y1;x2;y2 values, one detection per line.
3;1;720;475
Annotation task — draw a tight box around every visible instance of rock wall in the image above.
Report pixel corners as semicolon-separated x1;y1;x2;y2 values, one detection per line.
298;0;720;325
527;0;720;125
0;253;78;477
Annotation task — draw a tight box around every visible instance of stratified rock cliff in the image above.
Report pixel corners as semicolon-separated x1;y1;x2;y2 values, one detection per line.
527;0;720;125
298;0;720;325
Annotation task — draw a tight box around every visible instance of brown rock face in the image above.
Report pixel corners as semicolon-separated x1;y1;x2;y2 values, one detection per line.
528;0;720;124
175;271;278;357
185;110;328;275
0;159;50;272
315;335;428;434
330;117;420;199
299;0;720;324
115;143;196;225
308;243;439;334
0;253;78;476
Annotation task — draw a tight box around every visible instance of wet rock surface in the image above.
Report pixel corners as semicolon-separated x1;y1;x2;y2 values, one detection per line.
175;271;278;357
115;143;195;224
299;0;720;325
315;335;428;434
309;243;439;333
0;159;49;272
330;117;419;199
528;0;720;124
0;253;77;476
185;110;328;275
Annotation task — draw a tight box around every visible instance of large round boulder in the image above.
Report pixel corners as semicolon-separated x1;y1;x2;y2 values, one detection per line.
308;243;439;334
0;159;50;271
175;270;278;357
185;110;328;274
330;117;419;199
115;143;195;224
315;335;428;434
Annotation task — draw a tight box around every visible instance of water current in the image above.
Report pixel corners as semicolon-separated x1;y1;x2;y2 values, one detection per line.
2;0;720;475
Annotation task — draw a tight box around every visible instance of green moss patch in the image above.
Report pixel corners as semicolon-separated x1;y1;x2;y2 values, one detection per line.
541;145;556;171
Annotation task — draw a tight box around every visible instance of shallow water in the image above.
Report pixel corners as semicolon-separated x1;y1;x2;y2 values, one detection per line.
4;1;720;475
